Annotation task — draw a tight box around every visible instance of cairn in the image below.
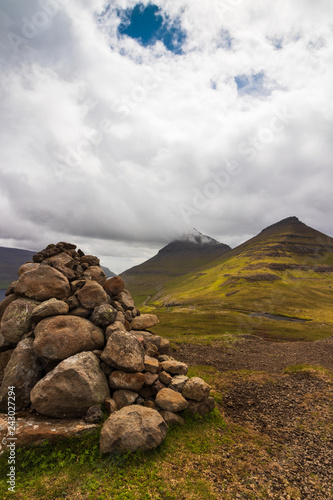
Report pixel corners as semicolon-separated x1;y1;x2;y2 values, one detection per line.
0;242;214;454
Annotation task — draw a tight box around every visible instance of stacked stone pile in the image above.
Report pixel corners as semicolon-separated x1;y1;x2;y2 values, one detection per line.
0;242;215;453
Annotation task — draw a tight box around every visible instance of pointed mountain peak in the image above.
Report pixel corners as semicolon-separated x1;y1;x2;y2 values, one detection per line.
176;228;221;246
259;216;302;235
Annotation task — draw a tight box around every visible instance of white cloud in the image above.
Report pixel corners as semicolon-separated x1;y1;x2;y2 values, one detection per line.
0;0;332;273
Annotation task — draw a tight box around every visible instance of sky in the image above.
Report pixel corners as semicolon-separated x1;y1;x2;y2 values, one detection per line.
0;0;332;273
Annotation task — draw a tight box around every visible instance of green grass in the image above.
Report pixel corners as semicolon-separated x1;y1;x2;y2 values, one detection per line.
0;409;226;500
149;307;333;344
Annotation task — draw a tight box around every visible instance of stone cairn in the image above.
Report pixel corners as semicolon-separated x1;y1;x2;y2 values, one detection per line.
0;242;215;454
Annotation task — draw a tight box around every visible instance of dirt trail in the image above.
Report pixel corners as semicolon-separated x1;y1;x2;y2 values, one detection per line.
174;334;333;373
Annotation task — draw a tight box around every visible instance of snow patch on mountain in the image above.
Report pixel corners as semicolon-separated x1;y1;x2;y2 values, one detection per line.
177;228;220;245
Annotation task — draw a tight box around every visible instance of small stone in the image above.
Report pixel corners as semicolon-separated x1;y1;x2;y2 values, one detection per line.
144;372;159;386
152;380;165;395
160;410;185;426
90;304;117;328
80;255;100;266
145;343;159;358
108;371;145;392
105;321;127;340
155;388;189;412
131;314;160;330
159;371;172;386
170;375;189;393
182;377;211;402
104;398;117;415
144;355;160;374
116;290;135;310
160;360;188;376
186;397;215;416
83;266;107;285
85;405;104;423
70;307;91;318
103;276;125;296
113;389;138;409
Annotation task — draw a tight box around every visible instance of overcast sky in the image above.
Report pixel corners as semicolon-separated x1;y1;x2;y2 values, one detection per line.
0;0;332;273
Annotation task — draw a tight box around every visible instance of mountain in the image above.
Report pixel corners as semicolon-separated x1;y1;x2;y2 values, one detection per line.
0;246;35;290
148;217;333;342
101;266;116;278
121;229;231;305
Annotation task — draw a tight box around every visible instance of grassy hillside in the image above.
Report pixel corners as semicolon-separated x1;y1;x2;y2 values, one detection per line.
121;239;231;306
147;217;333;342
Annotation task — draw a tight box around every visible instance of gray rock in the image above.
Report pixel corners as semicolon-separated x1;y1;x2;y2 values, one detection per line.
1;298;40;343
84;405;104;423
100;405;168;454
90;304;117;328
101;330;144;373
30;351;110;418
169;375;189;393
0;338;43;411
182;377;211;402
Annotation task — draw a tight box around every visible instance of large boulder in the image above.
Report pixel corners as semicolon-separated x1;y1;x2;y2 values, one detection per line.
100;405;168;454
15;265;70;301
0;338;43;411
101;331;145;373
131;314;160;330
1;298;40;343
30;351;110;418
33;315;105;360
76;281;109;309
155;388;189;412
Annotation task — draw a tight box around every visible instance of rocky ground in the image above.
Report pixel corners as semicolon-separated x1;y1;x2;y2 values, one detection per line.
174;335;333;499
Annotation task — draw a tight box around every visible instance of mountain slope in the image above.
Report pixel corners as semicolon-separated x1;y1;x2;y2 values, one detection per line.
121;229;231;305
149;217;333;341
0;246;35;289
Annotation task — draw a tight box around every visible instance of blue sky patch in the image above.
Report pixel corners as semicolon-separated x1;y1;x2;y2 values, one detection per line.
235;71;271;96
118;3;186;54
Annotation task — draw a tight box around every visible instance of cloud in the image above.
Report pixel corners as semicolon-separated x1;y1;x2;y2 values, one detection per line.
0;0;332;273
